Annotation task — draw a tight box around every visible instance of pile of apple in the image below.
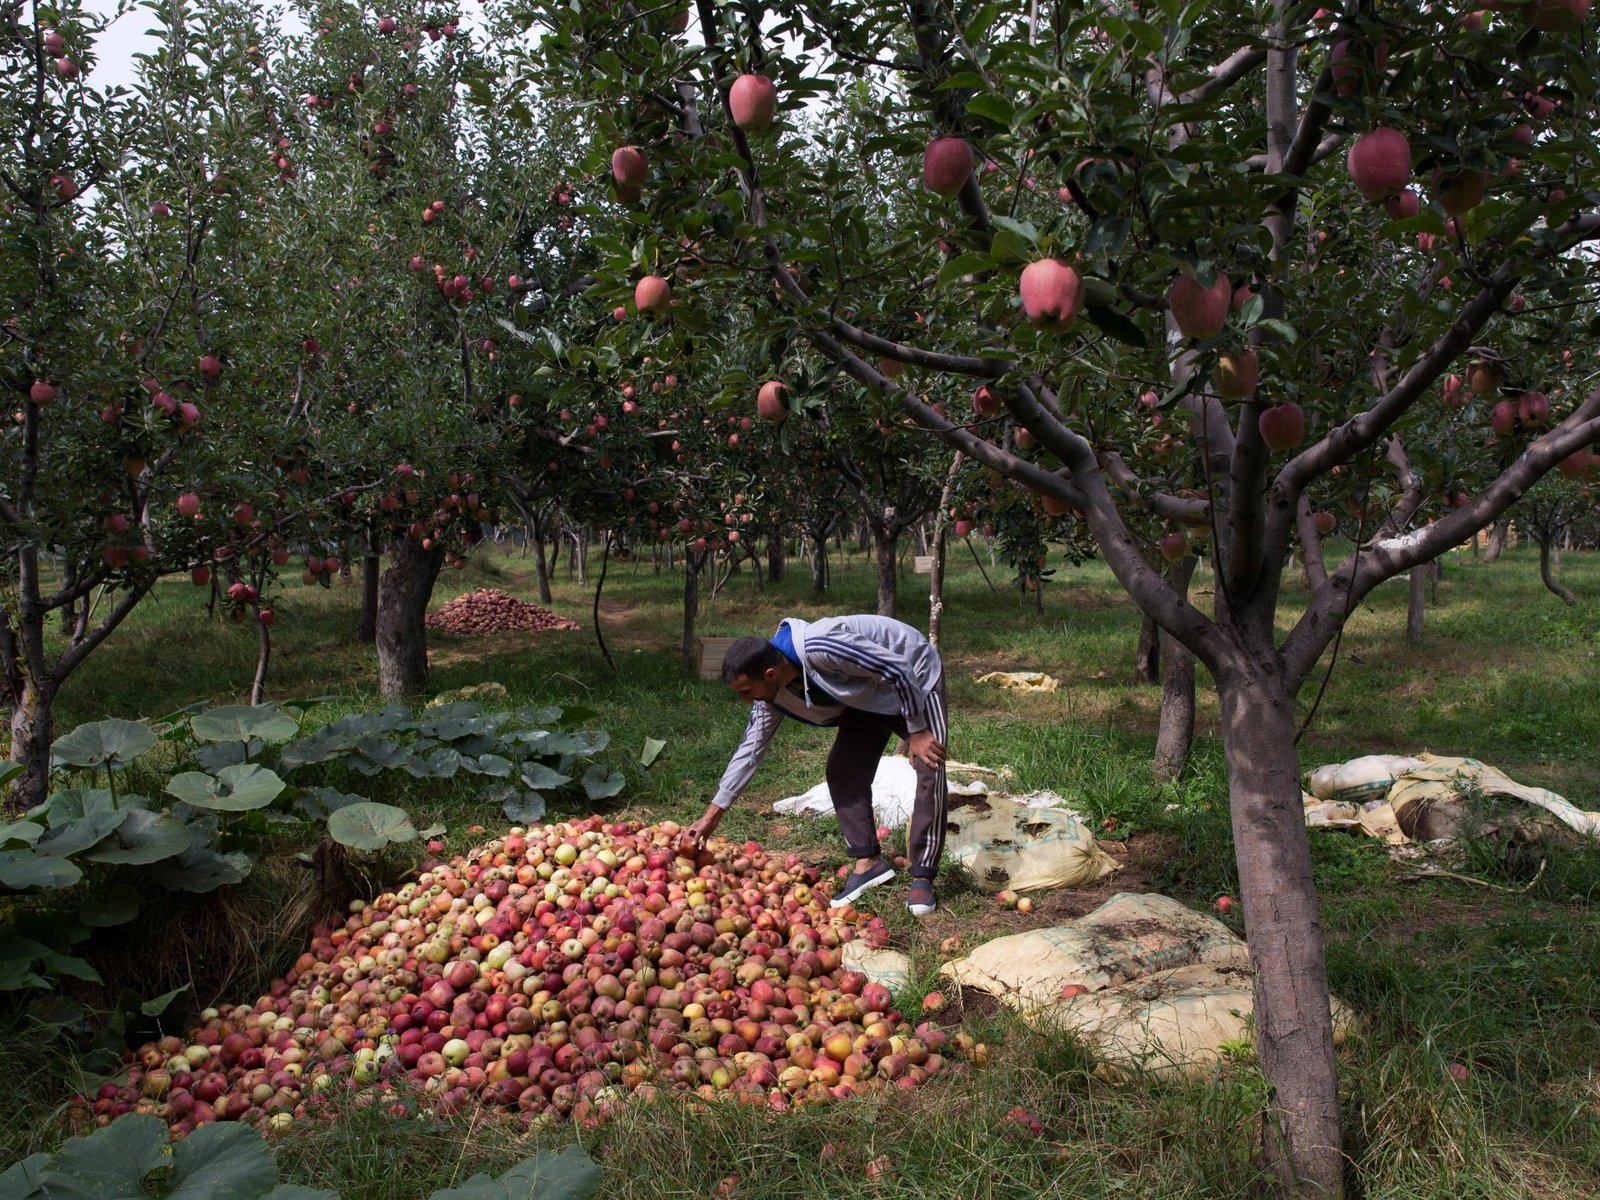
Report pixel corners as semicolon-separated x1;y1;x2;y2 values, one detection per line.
424;589;580;635
84;818;975;1139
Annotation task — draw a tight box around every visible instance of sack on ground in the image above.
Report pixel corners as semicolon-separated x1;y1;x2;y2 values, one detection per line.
941;892;1355;1079
944;794;1118;893
1306;754;1422;804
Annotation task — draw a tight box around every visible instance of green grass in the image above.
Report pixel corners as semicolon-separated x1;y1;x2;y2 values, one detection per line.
6;537;1600;1198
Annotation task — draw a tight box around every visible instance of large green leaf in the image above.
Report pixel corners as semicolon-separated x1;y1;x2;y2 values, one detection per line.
82;809;194;865
0;819;44;848
51;720;156;770
276;730;357;770
0;852;83;890
326;802;417;851
80;884;143;927
470;753;515;778
166;1120;279;1200
166;764;286;811
499;1146;601;1200
581;765;626;801
150;846;253;892
519;762;571;791
295;787;368;820
0;762;23;790
41;1113;168;1198
190;705;299;744
502;792;547;825
33;808;129;858
639;738;666;768
0;1151;51;1199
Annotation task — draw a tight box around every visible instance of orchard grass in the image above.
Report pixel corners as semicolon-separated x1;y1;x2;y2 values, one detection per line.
6;537;1598;1197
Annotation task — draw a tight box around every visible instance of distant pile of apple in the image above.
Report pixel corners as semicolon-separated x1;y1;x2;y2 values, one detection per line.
425;589;580;635
82;818;979;1139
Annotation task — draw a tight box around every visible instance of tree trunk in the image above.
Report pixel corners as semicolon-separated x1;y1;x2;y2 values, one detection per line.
1484;516;1510;563
375;536;445;700
250;619;271;705
872;526;898;617
1406;565;1427;645
1539;539;1577;606
1135;614;1161;684
767;534;785;584
359;548;380;645
1152;557;1197;782
533;513;552;604
1218;671;1343;1199
5;676;56;812
810;533;828;596
680;550;703;675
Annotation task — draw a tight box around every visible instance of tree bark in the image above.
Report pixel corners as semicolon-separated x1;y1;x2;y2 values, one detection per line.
1539;539;1577;606
1406;564;1427;645
5;676;56;812
375;536;445;700
872;525;899;617
1484;516;1510;563
767;533;785;583
359;537;380;645
533;513;552;603
680;549;705;675
1135;614;1161;684
810;532;828;596
250;619;271;705
1152;557;1197;781
1218;670;1343;1199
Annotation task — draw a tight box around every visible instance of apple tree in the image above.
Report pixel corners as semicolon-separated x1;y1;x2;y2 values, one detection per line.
519;1;1600;1193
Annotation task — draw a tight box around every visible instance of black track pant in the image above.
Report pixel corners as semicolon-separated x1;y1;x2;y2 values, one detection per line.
825;674;948;879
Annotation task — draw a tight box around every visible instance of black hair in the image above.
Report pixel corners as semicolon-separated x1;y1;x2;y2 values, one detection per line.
720;636;787;683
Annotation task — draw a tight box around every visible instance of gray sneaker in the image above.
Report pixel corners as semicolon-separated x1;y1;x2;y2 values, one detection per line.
830;859;895;908
907;878;937;916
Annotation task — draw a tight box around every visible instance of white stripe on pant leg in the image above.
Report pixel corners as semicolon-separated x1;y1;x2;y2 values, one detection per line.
920;678;949;869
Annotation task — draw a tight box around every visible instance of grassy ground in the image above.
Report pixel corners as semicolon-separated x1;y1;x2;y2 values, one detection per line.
9;536;1600;1198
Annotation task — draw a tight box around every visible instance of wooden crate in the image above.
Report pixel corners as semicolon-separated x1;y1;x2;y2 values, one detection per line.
695;636;740;680
912;555;935;575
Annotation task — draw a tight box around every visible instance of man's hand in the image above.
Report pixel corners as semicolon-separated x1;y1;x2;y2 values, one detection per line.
679;805;725;853
907;729;946;769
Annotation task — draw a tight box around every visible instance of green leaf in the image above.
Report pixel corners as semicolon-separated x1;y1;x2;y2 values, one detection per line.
0;852;83;890
140;982;191;1017
80;884;143;927
964;92;1015;129
519;762;571;791
41;950;101;983
33;808;129;857
554;706;599;727
150;846;253;892
41;1112;168;1198
0;819;44;848
0;762;23;790
166;1120;278;1200
936;252;998;286
36;788;116;827
640;738;666;768
581;765;625;801
1083;306;1149;349
503;792;547;825
0;1151;51;1199
166;764;286;811
327;802;418;851
499;1146;601;1200
82;809;193;865
516;704;564;724
296;788;368;820
51;719;157;770
193;741;250;772
190;705;298;744
471;753;515;778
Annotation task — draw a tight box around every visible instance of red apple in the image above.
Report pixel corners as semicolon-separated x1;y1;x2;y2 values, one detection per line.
756;380;789;421
973;384;1003;416
728;74;777;132
29;380;57;404
191;566;210;587
1432;168;1485;217
922;138;973;197
1214;895;1236;914
634;275;671;313
1516;390;1549;426
1168;271;1231;338
1258;402;1305;451
1347;127;1411;202
1490;399;1517;436
952;519;972;538
1465;361;1499;395
1384;188;1420;219
1159;532;1189;561
258;608;275;626
611;146;647;189
1018;259;1084;332
198;354;222;379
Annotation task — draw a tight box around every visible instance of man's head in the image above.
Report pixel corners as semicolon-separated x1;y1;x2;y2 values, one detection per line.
721;636;791;703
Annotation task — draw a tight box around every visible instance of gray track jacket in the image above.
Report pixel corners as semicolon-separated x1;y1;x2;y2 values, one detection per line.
709;615;943;809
